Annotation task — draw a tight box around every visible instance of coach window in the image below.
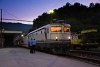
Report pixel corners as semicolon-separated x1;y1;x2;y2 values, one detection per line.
51;26;62;32
31;34;32;37
41;31;42;34
29;35;31;39
64;27;70;32
36;32;38;35
28;35;29;39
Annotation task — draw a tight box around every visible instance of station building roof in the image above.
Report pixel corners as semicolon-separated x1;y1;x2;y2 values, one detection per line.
0;30;22;34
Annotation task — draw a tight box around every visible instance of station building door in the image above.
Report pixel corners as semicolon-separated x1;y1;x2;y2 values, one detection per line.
4;34;14;47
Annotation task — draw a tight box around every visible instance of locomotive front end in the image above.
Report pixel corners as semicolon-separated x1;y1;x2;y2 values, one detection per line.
49;23;71;54
50;24;71;43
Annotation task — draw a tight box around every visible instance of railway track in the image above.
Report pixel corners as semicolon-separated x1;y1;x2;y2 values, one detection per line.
66;50;100;66
20;45;100;66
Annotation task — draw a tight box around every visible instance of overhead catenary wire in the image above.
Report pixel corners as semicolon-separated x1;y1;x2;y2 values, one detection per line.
48;0;76;11
3;9;19;19
2;9;33;22
70;0;76;4
2;0;76;22
49;0;63;10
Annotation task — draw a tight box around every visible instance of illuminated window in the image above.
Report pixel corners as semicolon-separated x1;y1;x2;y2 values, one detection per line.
64;27;70;32
51;26;62;32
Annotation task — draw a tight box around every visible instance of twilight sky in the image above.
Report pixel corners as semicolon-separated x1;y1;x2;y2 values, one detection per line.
0;0;100;24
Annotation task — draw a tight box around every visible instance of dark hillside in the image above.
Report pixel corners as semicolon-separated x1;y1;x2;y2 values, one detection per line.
31;2;100;44
2;22;32;34
32;2;100;32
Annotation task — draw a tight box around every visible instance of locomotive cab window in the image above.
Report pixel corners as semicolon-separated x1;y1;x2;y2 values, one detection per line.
64;27;70;32
51;26;62;32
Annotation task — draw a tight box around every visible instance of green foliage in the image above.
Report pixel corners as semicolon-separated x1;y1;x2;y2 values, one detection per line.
31;2;100;32
32;13;50;30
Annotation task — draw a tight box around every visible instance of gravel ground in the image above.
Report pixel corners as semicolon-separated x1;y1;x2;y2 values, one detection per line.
0;47;99;67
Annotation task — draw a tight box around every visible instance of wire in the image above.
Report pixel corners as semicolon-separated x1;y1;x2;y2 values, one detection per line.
2;0;76;22
47;0;76;12
70;0;76;4
3;9;19;19
2;9;33;22
50;0;63;9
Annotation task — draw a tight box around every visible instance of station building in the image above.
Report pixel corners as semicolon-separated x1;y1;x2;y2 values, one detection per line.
0;30;22;47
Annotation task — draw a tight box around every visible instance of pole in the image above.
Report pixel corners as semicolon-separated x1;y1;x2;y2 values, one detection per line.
49;10;54;23
51;14;52;22
0;9;2;47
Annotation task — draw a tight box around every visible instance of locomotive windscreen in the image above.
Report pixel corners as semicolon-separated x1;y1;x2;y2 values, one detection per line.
51;26;62;32
64;27;70;32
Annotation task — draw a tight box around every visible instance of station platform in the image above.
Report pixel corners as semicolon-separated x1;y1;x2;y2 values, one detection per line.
0;47;99;67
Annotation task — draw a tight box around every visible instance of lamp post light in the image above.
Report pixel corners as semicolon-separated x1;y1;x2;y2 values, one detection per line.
49;10;54;14
49;10;54;22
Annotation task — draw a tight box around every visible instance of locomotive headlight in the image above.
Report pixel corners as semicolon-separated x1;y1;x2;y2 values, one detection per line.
56;37;58;41
68;36;71;40
56;37;58;39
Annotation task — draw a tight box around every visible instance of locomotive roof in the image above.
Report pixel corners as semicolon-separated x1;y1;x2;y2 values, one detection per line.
27;23;70;35
48;23;70;26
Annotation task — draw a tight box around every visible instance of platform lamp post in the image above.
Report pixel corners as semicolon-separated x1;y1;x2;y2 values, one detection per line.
0;9;3;47
49;10;54;22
